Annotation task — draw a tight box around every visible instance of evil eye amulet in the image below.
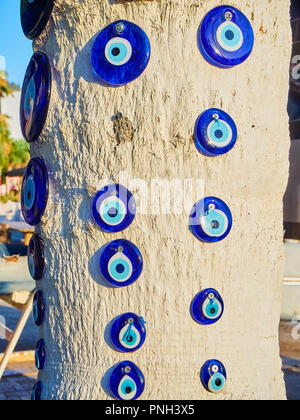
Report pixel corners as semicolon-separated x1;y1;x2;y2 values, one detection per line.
100;239;143;288
33;291;45;326
109;361;145;400
93;184;136;233
21;0;54;39
28;234;45;281
20;51;51;143
200;360;227;394
21;158;49;226
31;382;43;401
194;108;237;156
91;20;151;86
189;197;232;243
110;312;146;352
198;6;254;68
191;288;224;325
35;339;46;370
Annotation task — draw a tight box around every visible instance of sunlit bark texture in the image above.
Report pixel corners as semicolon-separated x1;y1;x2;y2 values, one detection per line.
32;0;289;400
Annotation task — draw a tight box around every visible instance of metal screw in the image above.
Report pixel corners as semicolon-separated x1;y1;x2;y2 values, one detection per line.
225;11;233;21
124;366;131;373
118;246;124;252
208;293;215;300
116;22;125;34
208;203;215;211
212;113;219;121
128;318;134;324
212;365;219;373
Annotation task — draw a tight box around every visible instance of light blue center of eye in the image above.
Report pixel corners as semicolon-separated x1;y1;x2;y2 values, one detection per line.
211;373;225;391
205;301;220;318
122;325;138;345
24;77;36;119
101;200;125;224
109;257;131;280
220;23;242;47
203;210;226;236
208;120;230;144
107;42;128;63
33;303;38;322
120;378;136;396
24;177;35;209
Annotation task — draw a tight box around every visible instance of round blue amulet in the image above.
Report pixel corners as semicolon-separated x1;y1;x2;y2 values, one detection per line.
21;0;54;39
109;361;145;400
91;20;151;86
200;360;227;394
20;51;51;143
194;108;237;156
110;312;146;353
198;6;254;68
189;197;232;243
21;158;49;226
33;291;45;326
191;288;224;325
31;382;43;401
93;184;136;233
99;239;143;288
35;339;46;370
28;234;45;281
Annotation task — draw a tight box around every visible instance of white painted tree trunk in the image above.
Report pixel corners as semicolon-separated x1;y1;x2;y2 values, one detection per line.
32;0;289;400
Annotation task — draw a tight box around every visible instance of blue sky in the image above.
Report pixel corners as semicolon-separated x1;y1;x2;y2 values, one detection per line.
0;0;32;86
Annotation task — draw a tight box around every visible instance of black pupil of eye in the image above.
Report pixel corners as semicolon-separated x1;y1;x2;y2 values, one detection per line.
211;220;219;229
108;207;118;217
225;30;234;40
116;264;125;273
125;386;132;394
210;307;216;314
27;190;31;200
214;129;223;139
126;335;133;343
112;47;121;56
215;378;222;387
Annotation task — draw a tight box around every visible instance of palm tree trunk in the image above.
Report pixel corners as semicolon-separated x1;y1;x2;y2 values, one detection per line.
33;0;289;400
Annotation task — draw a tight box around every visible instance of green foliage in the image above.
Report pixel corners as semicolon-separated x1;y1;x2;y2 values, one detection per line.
0;190;20;204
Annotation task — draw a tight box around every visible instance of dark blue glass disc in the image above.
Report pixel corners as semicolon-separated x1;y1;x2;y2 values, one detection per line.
110;312;146;352
31;382;43;401
33;291;45;326
200;360;227;394
99;239;143;288
20;51;51;143
21;0;54;39
21;158;49;226
190;288;224;325
91;20;151;86
28;234;45;281
189;197;232;243
198;6;254;68
35;339;46;370
93;184;136;233
194;108;237;156
109;361;145;400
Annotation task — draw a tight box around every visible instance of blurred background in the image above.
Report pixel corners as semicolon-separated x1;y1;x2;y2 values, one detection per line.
0;0;299;400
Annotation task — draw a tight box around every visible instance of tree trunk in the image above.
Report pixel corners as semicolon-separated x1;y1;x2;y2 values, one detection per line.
33;0;289;400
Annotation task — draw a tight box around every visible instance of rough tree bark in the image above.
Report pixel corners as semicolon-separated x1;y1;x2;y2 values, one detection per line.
32;0;289;400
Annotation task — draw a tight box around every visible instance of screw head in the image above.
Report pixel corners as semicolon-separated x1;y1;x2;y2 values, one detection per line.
118;246;124;253
116;22;125;34
225;11;233;21
208;203;216;211
212;113;219;121
212;365;219;373
208;293;215;300
124;366;131;373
